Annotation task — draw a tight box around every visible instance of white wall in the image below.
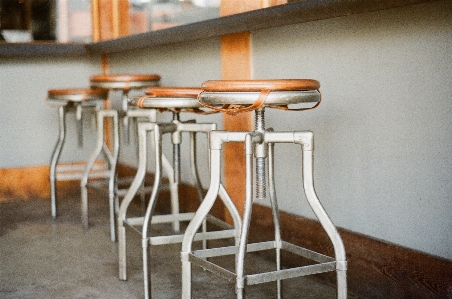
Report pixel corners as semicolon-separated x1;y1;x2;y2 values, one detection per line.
0;56;101;168
251;1;452;259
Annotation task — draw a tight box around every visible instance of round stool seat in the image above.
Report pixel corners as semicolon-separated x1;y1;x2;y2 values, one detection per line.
131;87;202;110
200;79;320;108
47;88;109;104
90;74;161;90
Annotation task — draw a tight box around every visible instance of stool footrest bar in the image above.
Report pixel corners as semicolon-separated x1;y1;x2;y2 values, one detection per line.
281;241;334;264
150;229;237;246
125;212;196;227
189;240;338;286
191;241;275;259
151;212;196;224
189;253;237;282
205;214;234;229
246;262;337;285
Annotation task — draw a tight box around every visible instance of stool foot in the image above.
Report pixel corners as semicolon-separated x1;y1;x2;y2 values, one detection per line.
181;259;191;299
337;269;347;299
118;223;128;280
142;238;151;299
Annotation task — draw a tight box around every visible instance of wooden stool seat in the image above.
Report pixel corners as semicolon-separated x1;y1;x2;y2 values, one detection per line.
131;87;203;110
202;79;320;92
90;74;161;90
47;88;109;103
199;79;321;114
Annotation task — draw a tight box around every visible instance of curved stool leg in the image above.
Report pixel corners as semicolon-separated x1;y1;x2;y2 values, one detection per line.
181;142;242;298
107;111;120;240
81;109;119;241
236;133;263;298
128;109;176;229
268;142;283;298
118;121;176;295
189;132;208;249
142;124;164;299
50;106;67;218
80;110;104;230
187;126;242;250
181;147;222;299
118;122;151;281
301;143;347;299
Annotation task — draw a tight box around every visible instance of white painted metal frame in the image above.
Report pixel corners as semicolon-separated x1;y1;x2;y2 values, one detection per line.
181;91;347;298
81;79;160;241
80;109;162;241
117;104;241;299
49;98;105;220
80;109;119;240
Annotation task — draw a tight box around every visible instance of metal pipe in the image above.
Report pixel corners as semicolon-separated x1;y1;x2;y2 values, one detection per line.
254;109;266;202
50;105;67;218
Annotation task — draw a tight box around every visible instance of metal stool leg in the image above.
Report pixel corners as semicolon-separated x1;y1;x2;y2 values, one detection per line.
80;109;119;240
189;132;204;202
107;111;120;240
181;147;222;299
236;133;263;298
142;124;166;299
181;131;243;299
189;132;208;249
50;106;67;218
171;116;181;232
268;141;283;299
117;122;177;296
118;122;152;281
300;136;347;299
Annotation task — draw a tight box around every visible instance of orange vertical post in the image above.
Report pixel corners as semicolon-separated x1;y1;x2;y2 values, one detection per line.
220;0;260;219
92;0;129;41
220;0;287;220
91;0;130;148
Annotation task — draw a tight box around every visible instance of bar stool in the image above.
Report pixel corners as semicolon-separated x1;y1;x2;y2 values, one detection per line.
117;87;241;299
81;74;161;241
181;80;347;298
48;88;109;221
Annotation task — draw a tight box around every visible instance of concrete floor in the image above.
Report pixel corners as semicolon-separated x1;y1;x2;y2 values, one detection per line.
0;192;346;299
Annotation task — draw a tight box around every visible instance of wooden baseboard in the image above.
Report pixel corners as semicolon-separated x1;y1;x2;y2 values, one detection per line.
0;163;105;202
0;165;51;202
2;164;451;298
